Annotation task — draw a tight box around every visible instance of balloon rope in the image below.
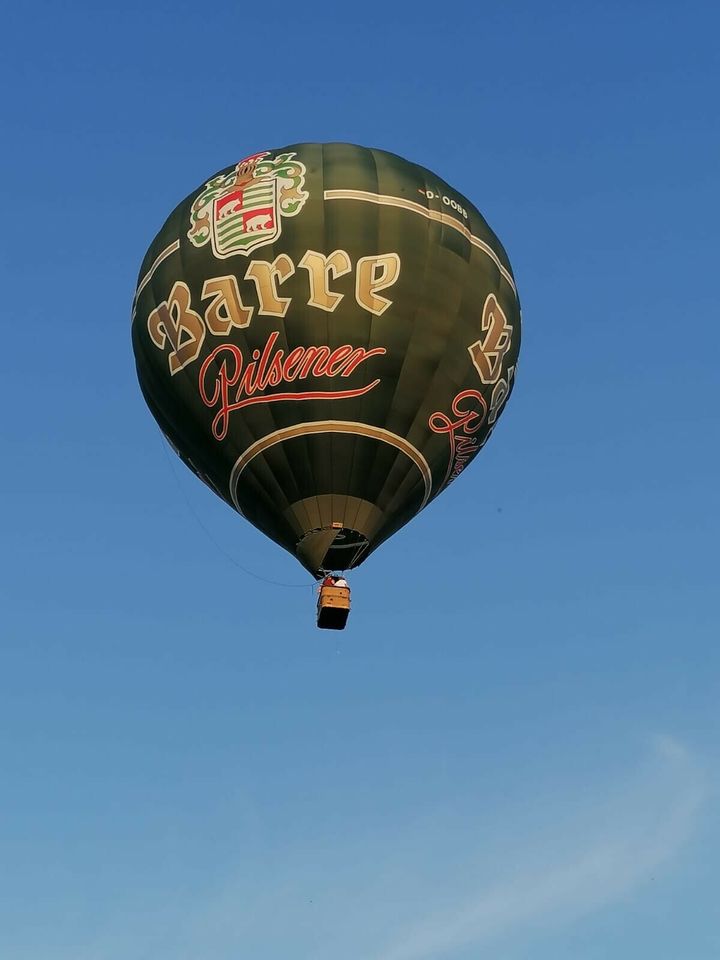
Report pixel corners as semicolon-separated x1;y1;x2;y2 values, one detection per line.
159;436;315;590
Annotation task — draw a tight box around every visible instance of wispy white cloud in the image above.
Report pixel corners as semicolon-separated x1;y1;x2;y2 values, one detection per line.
37;736;706;960
374;736;706;960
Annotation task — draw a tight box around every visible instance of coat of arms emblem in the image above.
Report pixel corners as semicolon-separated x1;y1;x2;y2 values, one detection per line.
187;151;308;258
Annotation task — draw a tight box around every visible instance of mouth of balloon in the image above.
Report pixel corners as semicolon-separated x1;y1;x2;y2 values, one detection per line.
323;528;369;570
297;526;370;575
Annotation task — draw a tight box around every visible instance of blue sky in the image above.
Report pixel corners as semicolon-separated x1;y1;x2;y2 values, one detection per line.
1;1;718;958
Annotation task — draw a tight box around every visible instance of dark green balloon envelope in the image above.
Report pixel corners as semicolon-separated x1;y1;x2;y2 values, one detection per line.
132;142;521;575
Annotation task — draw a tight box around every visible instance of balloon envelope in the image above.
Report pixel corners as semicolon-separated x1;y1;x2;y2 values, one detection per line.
132;143;521;575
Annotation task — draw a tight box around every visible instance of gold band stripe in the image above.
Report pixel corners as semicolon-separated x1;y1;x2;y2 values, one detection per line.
229;421;433;513
323;189;517;298
131;240;181;321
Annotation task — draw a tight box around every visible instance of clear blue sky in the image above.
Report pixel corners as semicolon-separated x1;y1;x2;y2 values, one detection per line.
1;1;718;958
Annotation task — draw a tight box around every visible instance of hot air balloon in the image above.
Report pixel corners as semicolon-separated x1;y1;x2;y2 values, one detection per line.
131;143;520;627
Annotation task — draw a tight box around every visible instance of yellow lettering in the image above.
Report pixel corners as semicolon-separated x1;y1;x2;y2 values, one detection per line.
355;253;400;315
147;282;205;375
245;254;294;317
468;294;513;384
299;249;351;312
202;275;253;334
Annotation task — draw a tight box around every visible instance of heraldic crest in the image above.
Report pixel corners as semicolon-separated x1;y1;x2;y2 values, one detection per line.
187;151;309;258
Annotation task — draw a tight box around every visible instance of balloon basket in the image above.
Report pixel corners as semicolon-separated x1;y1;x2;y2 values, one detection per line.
317;585;351;630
